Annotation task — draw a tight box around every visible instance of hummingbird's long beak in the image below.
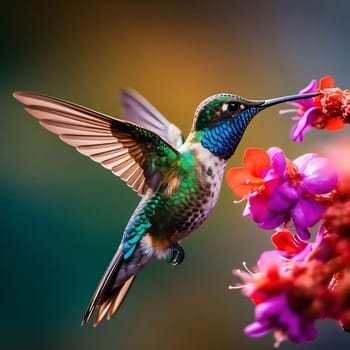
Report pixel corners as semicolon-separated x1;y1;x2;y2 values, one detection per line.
261;92;321;108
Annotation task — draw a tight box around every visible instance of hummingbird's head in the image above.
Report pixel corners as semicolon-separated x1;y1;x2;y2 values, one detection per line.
191;92;320;159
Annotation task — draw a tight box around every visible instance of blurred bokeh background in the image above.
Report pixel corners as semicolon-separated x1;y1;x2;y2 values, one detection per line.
2;0;350;349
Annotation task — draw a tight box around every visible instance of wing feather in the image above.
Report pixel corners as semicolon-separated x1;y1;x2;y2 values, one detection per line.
14;91;180;196
61;135;118;147
120;89;184;149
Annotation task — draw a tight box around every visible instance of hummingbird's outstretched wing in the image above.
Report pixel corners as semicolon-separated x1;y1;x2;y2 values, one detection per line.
120;89;184;149
13;91;180;196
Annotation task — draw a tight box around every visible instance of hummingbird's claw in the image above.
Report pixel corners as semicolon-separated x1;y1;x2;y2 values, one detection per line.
168;242;185;266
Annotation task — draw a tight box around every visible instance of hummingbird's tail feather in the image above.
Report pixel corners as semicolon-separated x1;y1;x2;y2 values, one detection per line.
81;246;124;326
81;242;153;326
93;275;136;327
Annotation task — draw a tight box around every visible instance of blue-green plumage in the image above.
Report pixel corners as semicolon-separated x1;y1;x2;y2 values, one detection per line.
13;88;320;326
123;149;202;259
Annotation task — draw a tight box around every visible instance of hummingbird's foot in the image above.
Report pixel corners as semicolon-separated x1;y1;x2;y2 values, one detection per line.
168;242;185;266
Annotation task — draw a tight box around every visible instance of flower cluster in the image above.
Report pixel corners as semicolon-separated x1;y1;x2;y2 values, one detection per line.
228;145;350;346
226;147;338;239
279;75;350;142
227;76;350;346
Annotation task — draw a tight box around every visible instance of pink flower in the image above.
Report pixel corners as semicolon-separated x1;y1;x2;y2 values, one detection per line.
245;293;318;345
235;251;320;346
230;99;350;347
226;147;338;239
280;76;349;142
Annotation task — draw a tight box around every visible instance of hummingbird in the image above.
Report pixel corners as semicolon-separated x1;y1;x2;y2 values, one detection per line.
13;88;319;326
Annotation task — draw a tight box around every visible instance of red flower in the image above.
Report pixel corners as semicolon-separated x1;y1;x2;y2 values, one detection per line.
225;148;270;198
314;76;347;130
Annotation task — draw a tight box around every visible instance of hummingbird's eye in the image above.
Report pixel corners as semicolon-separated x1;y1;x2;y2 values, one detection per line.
226;102;240;114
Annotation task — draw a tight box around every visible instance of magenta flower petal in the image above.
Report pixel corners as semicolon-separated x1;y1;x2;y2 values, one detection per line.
244;320;270;338
275;181;300;200
290;107;319;142
285;80;317;109
256;212;288;230
293;224;311;240
256;250;283;270
299;79;318;94
246;293;318;344
267;189;293;212
279;306;318;343
291;197;326;227
295;79;318;107
247;193;287;229
267;147;287;177
293;153;318;172
247;194;269;222
294;154;338;194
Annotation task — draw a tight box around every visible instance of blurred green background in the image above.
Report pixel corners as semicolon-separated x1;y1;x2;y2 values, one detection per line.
2;0;350;349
